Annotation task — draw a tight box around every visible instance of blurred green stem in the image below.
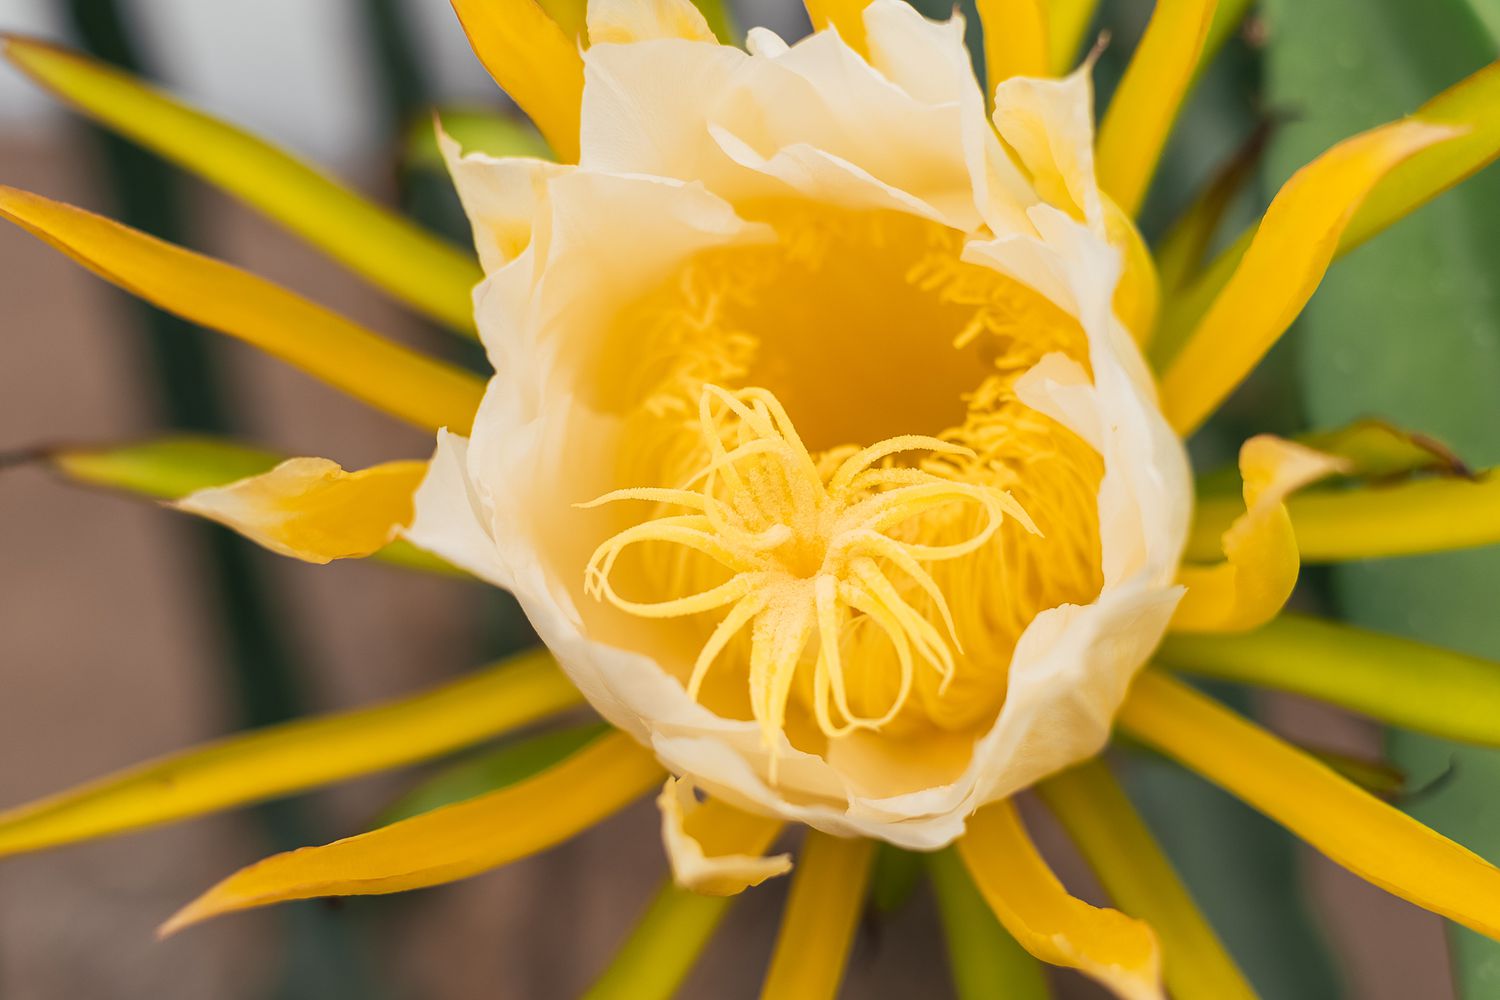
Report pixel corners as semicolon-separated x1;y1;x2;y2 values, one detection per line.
927;847;1051;1000
583;882;733;1000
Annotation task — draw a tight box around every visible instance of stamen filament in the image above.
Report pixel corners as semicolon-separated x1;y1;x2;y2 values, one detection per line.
583;385;1024;777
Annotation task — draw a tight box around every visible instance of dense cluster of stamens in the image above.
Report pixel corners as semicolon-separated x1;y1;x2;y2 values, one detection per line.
580;205;1106;776
583;385;1033;773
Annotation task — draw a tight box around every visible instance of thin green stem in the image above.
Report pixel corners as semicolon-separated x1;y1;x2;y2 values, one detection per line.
584;881;733;1000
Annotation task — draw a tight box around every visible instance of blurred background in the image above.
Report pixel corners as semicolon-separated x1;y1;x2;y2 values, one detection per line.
0;0;1497;997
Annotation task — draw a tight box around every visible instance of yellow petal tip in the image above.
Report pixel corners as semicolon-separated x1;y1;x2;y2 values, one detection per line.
0;34;85;81
156;895;220;939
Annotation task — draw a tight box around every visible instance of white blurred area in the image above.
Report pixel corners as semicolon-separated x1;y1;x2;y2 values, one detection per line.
0;0;808;165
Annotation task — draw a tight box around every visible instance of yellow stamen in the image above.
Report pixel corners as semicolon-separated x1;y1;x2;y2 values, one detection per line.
585;385;1028;772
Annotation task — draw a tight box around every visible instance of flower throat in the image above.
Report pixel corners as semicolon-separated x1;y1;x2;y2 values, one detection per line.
583;204;1107;768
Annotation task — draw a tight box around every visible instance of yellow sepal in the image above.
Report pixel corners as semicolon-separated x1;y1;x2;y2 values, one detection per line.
1039;761;1258;1000
978;0;1051;93
584;881;735;1000
803;0;871;57
1159;119;1450;434
2;36;481;334
538;0;588;40
1160;614;1500;748
1105;194;1161;344
41;436;456;575
161;732;662;935
0;186;486;433
1191;462;1500;564
178;457;426;564
1119;671;1500;943
1096;0;1219;216
1343;60;1500;253
0;650;581;859
1156;61;1499;371
958;799;1165;1000
1047;0;1100;74
450;0;586;162
1172;436;1345;633
759;832;876;1000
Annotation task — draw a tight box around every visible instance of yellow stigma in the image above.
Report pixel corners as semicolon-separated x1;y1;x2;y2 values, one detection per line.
584;385;1035;767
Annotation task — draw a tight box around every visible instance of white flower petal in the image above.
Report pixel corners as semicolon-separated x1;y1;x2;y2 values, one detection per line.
402;431;513;589
993;67;1105;229
657;777;791;895
1014;352;1103;451
407;12;1195;850
438;124;567;273
580;39;747;182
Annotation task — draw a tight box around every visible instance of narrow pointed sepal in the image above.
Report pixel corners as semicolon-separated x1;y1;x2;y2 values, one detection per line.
1159;119;1452;434
1158;614;1500;748
957;799;1165;1000
2;36;481;333
160;732;662;935
759;832;876;1000
1039;761;1258;1000
450;0;585;162
0;651;581;859
0;186;486;432
1119;671;1500;943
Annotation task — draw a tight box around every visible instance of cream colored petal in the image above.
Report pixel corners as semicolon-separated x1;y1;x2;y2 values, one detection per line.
582;0;1031;234
721;22;981;228
861;0;1039;236
439;12;1192;849
860;0;974;104
744;26;791;58
580;36;747;182
587;0;717;43
437;124;567;273
1013;352;1103;452
402;431;513;589
993;66;1103;228
708;129;957;222
658;777;790;896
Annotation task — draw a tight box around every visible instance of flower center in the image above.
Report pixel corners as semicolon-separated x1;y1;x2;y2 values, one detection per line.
584;384;1033;774
580;203;1106;777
